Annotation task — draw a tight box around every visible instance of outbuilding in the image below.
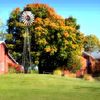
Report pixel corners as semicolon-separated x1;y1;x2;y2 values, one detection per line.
0;41;21;74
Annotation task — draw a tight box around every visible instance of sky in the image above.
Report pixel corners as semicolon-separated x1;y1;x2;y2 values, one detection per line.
0;0;100;38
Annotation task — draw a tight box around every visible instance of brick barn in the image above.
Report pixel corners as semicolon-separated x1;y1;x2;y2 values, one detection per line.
91;51;100;76
0;41;21;74
82;51;95;74
82;51;100;76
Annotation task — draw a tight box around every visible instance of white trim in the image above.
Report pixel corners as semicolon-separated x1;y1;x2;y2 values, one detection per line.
0;41;18;64
8;53;18;64
82;51;95;59
0;41;5;44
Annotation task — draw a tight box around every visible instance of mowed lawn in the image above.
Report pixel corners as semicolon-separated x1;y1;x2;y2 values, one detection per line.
0;74;100;100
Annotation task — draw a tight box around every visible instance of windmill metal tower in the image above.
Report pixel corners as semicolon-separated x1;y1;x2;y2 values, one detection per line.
21;11;34;73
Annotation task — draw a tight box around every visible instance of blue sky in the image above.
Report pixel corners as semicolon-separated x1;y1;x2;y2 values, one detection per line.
0;0;100;38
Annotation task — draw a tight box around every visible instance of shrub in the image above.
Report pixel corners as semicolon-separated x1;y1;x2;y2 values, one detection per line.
83;74;94;81
8;66;16;73
68;73;76;78
8;63;22;73
30;70;38;74
67;51;82;72
53;68;62;76
63;70;70;76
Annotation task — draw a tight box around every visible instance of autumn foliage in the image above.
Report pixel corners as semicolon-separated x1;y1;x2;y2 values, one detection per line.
6;3;85;73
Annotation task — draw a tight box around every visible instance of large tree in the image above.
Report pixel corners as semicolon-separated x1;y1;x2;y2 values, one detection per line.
84;34;100;52
6;3;85;73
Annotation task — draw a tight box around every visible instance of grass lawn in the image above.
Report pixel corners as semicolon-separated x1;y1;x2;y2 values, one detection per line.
0;74;100;100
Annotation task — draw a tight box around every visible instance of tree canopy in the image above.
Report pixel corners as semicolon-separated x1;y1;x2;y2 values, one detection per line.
6;3;85;73
84;34;100;52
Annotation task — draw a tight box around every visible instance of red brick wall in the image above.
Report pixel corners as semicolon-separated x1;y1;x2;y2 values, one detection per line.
95;60;100;72
0;44;6;73
0;43;20;74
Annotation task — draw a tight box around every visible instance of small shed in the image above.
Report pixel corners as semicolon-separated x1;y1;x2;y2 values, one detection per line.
0;41;20;74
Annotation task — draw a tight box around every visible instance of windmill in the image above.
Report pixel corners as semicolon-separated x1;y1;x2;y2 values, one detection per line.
21;11;34;73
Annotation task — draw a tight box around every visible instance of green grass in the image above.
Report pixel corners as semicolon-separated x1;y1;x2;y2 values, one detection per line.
0;74;100;100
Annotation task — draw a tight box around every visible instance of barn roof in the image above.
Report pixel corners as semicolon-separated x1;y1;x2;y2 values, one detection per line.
82;51;95;59
82;51;100;60
91;51;100;59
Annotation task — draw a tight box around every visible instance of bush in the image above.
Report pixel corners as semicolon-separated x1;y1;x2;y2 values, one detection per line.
30;70;38;74
8;66;16;73
67;52;82;73
67;73;76;78
8;63;22;73
83;74;94;81
53;68;62;76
